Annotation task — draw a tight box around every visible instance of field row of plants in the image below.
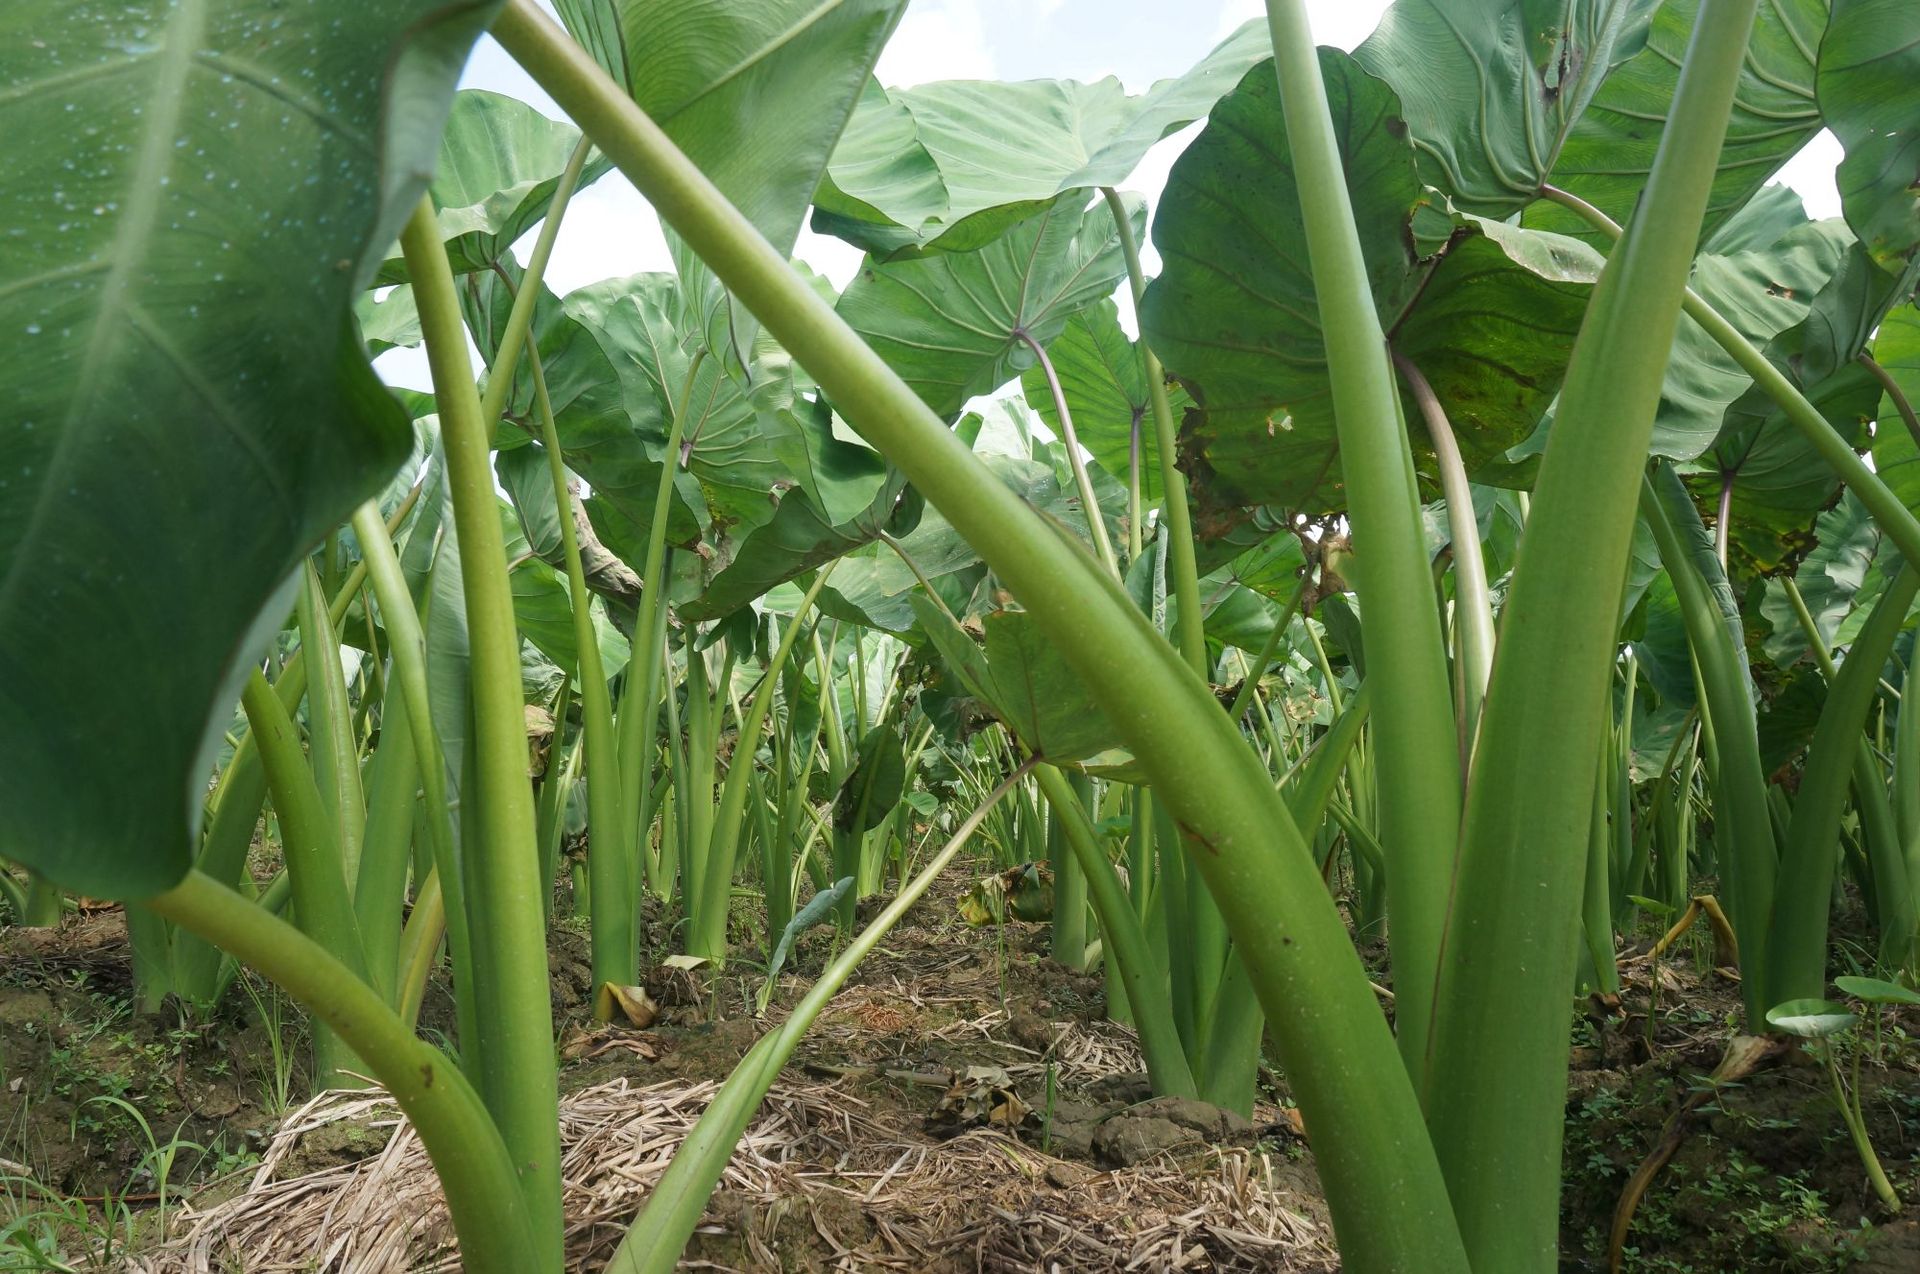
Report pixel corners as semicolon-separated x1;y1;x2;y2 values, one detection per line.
4;0;1919;1269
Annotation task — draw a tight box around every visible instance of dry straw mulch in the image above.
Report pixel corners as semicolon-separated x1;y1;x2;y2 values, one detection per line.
129;1075;1331;1273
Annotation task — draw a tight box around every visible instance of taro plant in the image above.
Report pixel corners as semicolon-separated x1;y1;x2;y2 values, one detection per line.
1765;978;1920;1212
7;0;1920;1271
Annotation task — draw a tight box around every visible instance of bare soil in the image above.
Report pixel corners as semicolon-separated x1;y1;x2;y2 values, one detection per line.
3;873;1918;1272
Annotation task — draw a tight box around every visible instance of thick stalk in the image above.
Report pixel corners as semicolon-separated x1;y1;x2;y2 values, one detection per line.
298;566;367;889
1539;184;1920;576
608;759;1038;1274
1783;578;1919;965
478;136;593;430
1034;763;1197;1097
1198;957;1264;1115
239;673;366;972
355;693;420;1003
141;871;539;1273
619;356;706;896
1043;765;1091;969
1642;467;1778;1022
350;502;477;1051
1582;742;1621;995
679;639;720;925
395;868;445;1030
176;500;417;1005
531;341;634;997
1860;352;1920;451
534;677;577;921
20;872;62;927
240;670;368;1087
1768;565;1920;1001
1016;329;1118;576
400;199;562;1259
689;568;833;962
1424;1;1760;1264
125;905;173;1013
1392;351;1493;757
626;564;675;896
1263;0;1461;1087
1126;415;1144;562
1101;186;1206;676
1225;572;1311;726
497;7;1467;1266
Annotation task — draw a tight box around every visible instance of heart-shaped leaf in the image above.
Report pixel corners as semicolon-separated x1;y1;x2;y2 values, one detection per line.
1142;54;1601;516
838;193;1139;420
378;89;611;281
0;0;498;898
814;21;1269;255
1353;0;1654;219
1759;493;1885;665
1528;0;1828;248
554;0;904;369
1817;0;1920;272
1020;299;1190;503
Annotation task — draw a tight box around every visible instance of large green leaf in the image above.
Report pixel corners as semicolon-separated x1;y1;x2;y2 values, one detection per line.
1528;0;1828;247
837;193;1139;419
377;89;610;281
1140;53;1419;511
553;0;901;257
1388;219;1603;479
1704;182;1821;255
675;376;919;622
1793;242;1920;388
912;597;1123;765
1760;492;1884;664
1353;0;1656;219
1652;218;1856;460
1870;304;1920;511
498;494;630;679
1701;362;1875;572
495;441;568;561
0;0;497;898
356;285;422;355
1630;573;1698;710
1224;520;1310;608
1817;0;1920;272
1492;207;1865;489
1019;299;1190;503
518;273;719;557
813;22;1270;255
1142;54;1601;515
554;0;904;368
519;266;911;621
1686;228;1905;571
819;447;1130;634
832;722;907;834
679;477;918;623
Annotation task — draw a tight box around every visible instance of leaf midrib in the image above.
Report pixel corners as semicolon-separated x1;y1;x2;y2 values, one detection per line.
0;0;208;616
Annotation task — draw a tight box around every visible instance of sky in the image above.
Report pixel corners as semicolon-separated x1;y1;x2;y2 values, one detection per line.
374;0;1846;392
